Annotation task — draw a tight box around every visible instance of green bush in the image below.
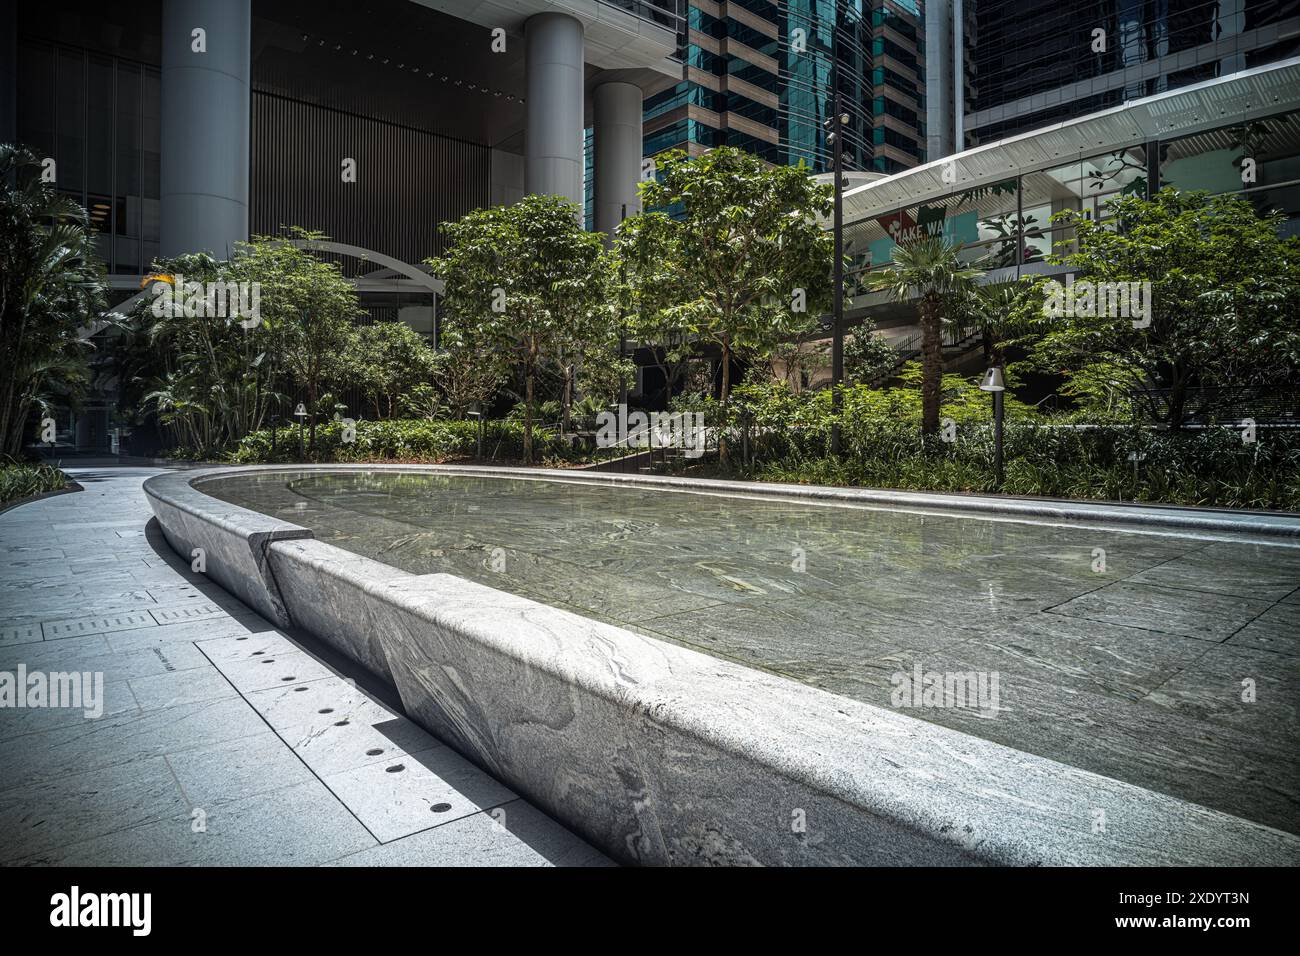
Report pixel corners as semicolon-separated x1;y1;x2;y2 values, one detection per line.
755;425;1300;510
672;376;1300;510
227;417;579;465
0;460;70;507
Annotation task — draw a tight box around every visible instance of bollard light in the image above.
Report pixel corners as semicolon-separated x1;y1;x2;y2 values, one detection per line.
980;367;1006;490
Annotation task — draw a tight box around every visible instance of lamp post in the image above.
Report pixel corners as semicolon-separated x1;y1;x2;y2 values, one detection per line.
293;402;308;461
979;367;1005;490
825;93;849;455
467;405;484;460
270;414;279;456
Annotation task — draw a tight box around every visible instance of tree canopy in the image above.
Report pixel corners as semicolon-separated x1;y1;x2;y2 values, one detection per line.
1025;188;1300;428
0;145;105;456
617;147;834;455
428;194;615;462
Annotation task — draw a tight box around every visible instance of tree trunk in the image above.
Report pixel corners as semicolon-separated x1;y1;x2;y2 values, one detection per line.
523;348;535;465
562;361;572;434
920;296;943;436
1166;367;1187;432
718;336;731;464
308;380;318;458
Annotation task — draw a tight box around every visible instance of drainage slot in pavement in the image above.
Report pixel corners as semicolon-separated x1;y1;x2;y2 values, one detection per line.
281;676;295;682
294;686;308;692
366;748;384;756
430;803;452;813
334;719;349;726
319;708;334;714
385;764;405;773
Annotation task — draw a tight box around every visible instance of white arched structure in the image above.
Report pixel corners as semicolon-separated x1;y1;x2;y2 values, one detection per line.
285;239;444;296
88;240;444;341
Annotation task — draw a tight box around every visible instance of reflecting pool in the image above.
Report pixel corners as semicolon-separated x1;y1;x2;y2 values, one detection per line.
203;470;1300;833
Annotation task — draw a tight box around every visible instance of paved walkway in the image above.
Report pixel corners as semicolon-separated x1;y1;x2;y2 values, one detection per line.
0;467;610;866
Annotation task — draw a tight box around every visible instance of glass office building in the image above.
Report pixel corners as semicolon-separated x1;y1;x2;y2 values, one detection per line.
641;0;926;175
840;66;1300;301
965;0;1300;147
9;0;682;451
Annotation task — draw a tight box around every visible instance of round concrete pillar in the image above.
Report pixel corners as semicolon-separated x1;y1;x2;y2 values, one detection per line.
525;12;584;209
160;0;250;258
593;81;643;242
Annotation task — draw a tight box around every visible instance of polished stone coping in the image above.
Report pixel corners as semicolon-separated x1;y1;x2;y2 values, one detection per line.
142;466;1300;866
143;470;312;627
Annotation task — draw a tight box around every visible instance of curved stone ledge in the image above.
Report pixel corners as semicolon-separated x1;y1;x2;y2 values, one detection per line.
145;465;1300;866
143;470;313;627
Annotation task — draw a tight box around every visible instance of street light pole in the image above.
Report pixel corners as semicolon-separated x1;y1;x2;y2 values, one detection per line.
828;89;846;456
980;366;1006;490
993;389;1005;489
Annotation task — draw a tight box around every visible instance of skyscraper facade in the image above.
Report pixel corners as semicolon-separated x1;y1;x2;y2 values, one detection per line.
963;0;1300;148
641;1;927;176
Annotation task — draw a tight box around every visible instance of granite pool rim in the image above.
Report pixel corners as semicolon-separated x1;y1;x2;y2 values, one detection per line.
196;462;1300;544
141;464;1300;867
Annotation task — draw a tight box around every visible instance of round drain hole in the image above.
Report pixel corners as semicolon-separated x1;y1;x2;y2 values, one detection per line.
385;764;405;774
430;802;452;813
334;719;349;726
319;708;334;714
365;748;384;756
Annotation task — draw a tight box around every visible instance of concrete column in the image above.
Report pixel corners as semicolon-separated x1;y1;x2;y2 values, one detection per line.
593;81;643;242
1;0;16;147
525;12;584;208
160;0;250;258
924;0;954;160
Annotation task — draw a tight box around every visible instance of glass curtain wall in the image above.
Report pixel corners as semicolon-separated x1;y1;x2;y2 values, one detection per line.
842;108;1300;302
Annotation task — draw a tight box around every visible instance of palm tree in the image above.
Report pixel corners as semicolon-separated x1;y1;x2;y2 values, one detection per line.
868;235;981;434
0;144;106;456
965;280;1033;368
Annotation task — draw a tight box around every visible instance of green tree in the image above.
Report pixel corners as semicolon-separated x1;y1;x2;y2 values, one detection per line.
618;147;834;459
136;251;275;452
429;344;508;419
0;145;106;456
343;321;438;419
963;279;1038;367
868;234;982;434
235;232;361;448
428;194;614;463
843;315;899;387
1028;188;1300;429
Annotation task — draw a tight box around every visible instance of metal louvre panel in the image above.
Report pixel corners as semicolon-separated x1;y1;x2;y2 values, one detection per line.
249;90;490;273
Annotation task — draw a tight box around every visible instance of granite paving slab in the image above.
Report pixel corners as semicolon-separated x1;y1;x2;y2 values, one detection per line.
1227;601;1300;656
0;467;610;867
